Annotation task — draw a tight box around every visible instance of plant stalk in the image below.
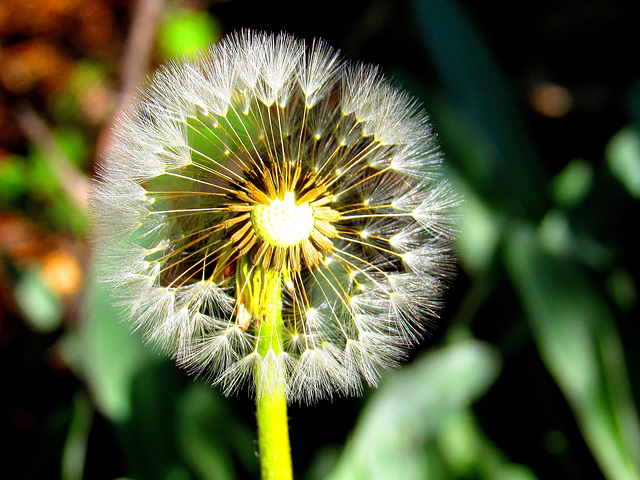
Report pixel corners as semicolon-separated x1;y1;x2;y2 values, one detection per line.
256;379;292;480
248;264;293;480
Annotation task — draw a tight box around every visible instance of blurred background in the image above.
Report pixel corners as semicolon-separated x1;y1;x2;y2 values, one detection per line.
1;0;639;479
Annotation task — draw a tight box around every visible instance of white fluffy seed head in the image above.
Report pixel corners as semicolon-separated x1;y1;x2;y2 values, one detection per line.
90;30;458;404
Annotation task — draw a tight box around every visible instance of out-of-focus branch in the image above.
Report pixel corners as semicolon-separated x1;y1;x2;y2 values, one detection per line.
117;0;164;114
95;0;164;162
15;103;91;211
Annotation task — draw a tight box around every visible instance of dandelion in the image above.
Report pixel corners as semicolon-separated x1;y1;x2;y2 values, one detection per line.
91;30;457;479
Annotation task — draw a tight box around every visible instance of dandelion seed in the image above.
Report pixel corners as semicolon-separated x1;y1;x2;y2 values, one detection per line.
91;30;457;403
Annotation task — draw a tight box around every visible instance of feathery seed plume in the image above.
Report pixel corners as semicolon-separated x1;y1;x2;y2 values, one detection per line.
91;30;457;403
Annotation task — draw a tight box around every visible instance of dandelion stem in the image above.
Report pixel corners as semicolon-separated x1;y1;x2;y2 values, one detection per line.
254;266;294;480
256;380;292;480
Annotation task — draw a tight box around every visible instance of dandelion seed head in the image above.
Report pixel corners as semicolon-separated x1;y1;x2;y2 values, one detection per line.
91;30;458;403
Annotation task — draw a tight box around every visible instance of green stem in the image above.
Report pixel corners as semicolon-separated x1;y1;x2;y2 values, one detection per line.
256;378;292;480
246;263;293;480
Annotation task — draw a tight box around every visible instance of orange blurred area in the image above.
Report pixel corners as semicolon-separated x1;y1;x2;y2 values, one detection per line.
0;214;86;305
0;0;125;149
0;40;73;95
41;249;84;297
529;82;574;118
0;0;117;55
0;0;129;332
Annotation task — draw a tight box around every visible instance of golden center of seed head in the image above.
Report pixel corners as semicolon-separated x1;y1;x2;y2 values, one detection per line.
222;164;341;273
250;191;315;247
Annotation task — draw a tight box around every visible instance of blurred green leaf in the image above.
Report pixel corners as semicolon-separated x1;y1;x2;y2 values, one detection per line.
307;445;343;480
438;410;538;480
61;270;163;421
326;339;501;480
438;411;482;477
0;155;28;205
53;127;90;167
61;393;94;480
15;267;63;333
0;137;87;233
448;168;502;275
158;10;221;58
48;60;109;123
62;273;258;480
606;268;637;312
22;136;88;234
536;209;611;269
120;361;189;480
505;224;640;480
551;159;594;208
412;0;546;218
28;127;89;181
177;383;256;480
25;149;59;197
177;385;237;480
606;125;640;199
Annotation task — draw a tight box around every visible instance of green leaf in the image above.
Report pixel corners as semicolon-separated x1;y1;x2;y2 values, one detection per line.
60;270;163;421
438;410;539;480
412;0;546;217
54;127;89;167
158;10;221;58
536;208;611;268
61;393;94;480
119;361;188;480
0;155;28;204
448;167;502;275
606;268;637;311
606;125;640;199
177;383;256;480
327;339;501;480
551;159;594;208
63;273;256;480
15;267;63;333
504;223;640;480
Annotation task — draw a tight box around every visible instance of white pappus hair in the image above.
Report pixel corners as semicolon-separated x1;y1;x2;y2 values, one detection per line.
90;30;458;403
